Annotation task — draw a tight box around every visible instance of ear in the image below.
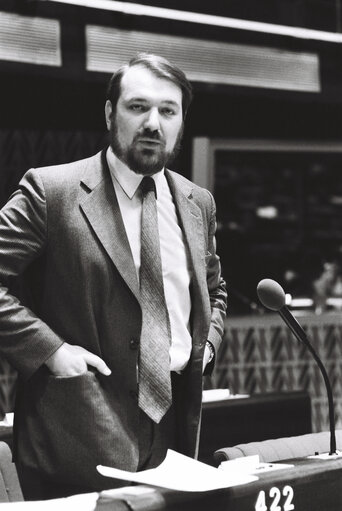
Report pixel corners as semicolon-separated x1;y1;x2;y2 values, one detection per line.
105;100;113;131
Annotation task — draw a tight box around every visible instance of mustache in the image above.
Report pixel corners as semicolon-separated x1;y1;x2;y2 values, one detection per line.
134;129;165;144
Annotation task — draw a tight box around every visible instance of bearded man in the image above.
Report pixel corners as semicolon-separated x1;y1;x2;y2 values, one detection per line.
0;53;227;500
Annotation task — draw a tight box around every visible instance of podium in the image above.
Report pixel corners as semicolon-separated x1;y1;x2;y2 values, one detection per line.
95;456;342;510
162;457;342;511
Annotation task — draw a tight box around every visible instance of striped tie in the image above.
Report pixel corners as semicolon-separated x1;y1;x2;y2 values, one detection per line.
138;176;172;424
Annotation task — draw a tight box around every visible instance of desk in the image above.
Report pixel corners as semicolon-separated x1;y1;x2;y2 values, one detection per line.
95;457;342;511
199;391;312;465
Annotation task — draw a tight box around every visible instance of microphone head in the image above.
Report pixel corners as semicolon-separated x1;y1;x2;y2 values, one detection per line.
257;278;286;311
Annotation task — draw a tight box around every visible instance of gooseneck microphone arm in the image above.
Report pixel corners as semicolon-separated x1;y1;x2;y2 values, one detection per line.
257;279;337;455
279;306;336;454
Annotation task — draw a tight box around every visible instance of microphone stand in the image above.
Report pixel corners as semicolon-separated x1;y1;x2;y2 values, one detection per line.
279;306;336;455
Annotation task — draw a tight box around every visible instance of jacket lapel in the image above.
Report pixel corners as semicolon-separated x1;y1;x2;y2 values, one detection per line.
165;170;207;292
79;156;207;308
79;151;140;302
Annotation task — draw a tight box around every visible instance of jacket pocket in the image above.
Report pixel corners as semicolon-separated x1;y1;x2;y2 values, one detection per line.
19;370;135;489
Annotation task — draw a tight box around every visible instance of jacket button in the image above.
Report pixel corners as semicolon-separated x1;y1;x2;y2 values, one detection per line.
130;338;139;350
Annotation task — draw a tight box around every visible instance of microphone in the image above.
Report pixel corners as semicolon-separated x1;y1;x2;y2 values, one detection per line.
257;278;337;455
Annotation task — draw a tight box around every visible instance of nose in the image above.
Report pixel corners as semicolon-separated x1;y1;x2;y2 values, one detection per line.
143;108;161;133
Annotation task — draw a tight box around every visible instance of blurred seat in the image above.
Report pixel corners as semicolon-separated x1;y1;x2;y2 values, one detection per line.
214;430;342;465
0;442;23;502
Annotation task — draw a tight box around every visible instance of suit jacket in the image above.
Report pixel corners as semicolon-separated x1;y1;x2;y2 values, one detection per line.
0;149;227;489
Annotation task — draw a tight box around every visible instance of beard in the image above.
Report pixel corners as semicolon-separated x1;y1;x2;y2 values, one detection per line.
109;118;183;175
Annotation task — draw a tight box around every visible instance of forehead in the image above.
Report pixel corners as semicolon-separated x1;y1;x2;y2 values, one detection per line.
119;65;182;105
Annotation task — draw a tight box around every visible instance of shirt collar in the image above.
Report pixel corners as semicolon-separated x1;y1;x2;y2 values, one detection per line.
106;146;165;200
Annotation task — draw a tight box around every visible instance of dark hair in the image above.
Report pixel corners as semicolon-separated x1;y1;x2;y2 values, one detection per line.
106;53;193;119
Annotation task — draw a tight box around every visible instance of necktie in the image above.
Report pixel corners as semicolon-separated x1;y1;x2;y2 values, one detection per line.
138;176;172;424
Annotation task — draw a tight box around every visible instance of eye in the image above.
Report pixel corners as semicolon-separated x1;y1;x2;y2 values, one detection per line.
160;107;176;117
128;104;147;113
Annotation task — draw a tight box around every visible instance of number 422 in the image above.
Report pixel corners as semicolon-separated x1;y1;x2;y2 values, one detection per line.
255;485;295;511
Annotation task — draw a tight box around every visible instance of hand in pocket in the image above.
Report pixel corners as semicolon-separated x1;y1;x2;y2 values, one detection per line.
45;342;111;377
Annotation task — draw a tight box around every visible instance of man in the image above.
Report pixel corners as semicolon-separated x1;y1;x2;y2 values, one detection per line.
0;53;227;499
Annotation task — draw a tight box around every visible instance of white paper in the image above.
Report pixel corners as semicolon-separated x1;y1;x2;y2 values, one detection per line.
307;450;342;460
0;412;14;427
252;462;294;473
97;449;257;492
0;492;98;510
100;486;159;499
219;455;260;472
202;389;249;402
219;455;294;475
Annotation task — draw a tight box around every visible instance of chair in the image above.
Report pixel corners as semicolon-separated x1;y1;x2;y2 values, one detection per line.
0;442;23;502
214;430;342;465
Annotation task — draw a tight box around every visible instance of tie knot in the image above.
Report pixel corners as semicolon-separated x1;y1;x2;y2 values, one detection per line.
140;176;157;198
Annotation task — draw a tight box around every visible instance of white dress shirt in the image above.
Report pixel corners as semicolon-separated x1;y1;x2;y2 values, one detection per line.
106;147;192;372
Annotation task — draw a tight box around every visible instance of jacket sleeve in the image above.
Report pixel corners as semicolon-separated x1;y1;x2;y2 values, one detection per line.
204;191;227;374
0;169;64;379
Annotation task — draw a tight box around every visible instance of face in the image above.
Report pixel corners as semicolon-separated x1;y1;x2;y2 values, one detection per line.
105;65;184;175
